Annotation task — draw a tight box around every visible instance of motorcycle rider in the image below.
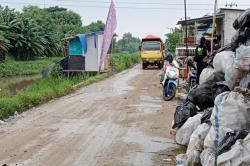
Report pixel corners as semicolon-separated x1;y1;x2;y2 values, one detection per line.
164;52;179;68
160;52;179;83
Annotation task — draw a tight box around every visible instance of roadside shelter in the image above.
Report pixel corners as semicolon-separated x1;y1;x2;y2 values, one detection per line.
64;31;108;72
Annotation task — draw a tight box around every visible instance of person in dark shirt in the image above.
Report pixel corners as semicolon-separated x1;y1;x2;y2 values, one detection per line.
195;37;208;84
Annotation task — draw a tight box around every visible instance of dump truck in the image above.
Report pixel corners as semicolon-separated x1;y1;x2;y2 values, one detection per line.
139;35;164;69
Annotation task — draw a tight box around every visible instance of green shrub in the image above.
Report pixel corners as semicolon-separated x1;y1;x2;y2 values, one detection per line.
110;52;140;72
0;56;62;77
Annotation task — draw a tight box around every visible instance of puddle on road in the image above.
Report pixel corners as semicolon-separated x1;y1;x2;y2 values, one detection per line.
100;67;142;95
128;96;163;114
122;131;177;166
72;66;142;100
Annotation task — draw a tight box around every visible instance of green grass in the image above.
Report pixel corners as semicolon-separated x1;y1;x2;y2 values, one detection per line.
0;56;63;77
0;74;108;118
0;75;41;89
110;52;140;72
0;53;140;118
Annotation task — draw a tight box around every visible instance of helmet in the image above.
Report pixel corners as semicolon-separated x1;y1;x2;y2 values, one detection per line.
164;52;173;63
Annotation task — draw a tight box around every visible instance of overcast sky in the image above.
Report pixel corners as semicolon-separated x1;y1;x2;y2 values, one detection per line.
1;0;249;39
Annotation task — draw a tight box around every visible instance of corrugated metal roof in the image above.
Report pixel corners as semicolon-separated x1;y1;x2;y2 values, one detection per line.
177;14;224;25
177;8;245;25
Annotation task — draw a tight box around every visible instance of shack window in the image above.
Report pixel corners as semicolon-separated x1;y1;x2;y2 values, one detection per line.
143;41;161;51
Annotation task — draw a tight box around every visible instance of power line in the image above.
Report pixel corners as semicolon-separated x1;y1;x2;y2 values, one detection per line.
54;0;217;6
54;0;250;6
0;1;216;10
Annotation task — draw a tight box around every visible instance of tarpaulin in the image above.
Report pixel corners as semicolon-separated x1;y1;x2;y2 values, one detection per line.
77;34;88;54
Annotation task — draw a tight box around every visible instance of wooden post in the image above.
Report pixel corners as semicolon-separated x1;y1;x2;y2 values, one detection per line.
184;0;188;57
211;0;218;55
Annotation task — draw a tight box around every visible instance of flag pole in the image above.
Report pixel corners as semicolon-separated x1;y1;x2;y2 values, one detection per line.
184;0;188;57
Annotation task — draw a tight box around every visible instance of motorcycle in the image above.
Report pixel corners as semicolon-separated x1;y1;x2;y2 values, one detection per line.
161;62;179;101
186;57;197;91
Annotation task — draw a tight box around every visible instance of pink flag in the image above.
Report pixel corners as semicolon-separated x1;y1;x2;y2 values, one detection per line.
100;0;117;69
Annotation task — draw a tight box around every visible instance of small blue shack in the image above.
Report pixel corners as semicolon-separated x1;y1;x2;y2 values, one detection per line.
65;31;107;72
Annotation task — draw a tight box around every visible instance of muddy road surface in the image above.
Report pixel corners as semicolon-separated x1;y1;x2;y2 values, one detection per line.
0;65;180;166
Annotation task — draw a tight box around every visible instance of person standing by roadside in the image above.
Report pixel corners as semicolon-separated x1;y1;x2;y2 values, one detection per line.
194;37;208;84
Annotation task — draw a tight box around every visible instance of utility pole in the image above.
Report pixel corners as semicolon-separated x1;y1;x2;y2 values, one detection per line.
211;0;218;55
184;0;188;56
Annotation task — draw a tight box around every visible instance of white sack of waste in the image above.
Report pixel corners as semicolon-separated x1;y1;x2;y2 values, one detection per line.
213;51;234;73
217;134;250;166
211;91;250;132
200;148;216;166
224;58;246;90
204;125;231;150
199;67;215;85
186;123;211;165
235;45;250;72
176;114;203;145
204;91;250;150
240;73;250;88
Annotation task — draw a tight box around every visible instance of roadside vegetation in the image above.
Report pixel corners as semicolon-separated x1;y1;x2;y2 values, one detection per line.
111;52;140;72
165;28;183;54
0;5;105;62
0;52;140;118
0;56;61;77
0;5;141;118
112;32;141;53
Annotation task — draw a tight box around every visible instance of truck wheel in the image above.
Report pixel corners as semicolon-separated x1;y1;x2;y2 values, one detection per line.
142;63;147;69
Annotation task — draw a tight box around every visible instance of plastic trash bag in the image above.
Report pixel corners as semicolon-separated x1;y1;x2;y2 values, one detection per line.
172;101;198;129
214;82;231;98
176;114;203;145
205;91;250;150
217;134;250;166
246;39;250;46
217;129;249;156
235;45;250;71
200;108;213;125
186;85;198;102
213;51;234;73
199;67;215;85
233;8;250;30
186;123;211;165
231;27;250;51
240;73;250;89
191;72;225;110
200;148;216;166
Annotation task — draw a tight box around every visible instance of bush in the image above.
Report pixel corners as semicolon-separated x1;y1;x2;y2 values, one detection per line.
0;56;62;77
110;52;140;72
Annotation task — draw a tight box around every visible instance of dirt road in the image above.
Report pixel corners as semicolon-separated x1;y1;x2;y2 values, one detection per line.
0;65;180;166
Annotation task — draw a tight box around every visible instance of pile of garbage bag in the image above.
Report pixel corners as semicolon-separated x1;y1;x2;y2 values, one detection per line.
174;9;250;166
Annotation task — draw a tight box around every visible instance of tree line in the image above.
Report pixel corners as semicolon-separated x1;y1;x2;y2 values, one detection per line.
0;5;105;61
0;4;154;62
